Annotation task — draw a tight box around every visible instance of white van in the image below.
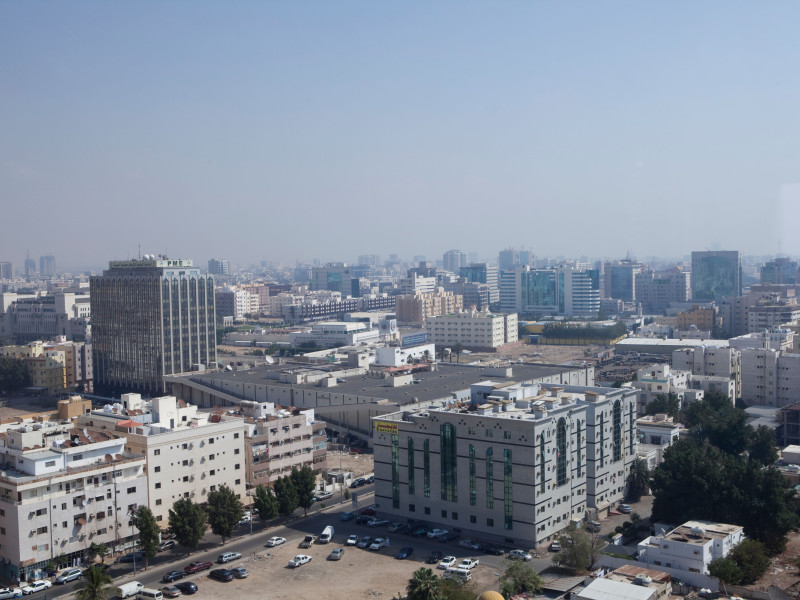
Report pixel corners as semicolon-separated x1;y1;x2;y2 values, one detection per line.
118;581;143;599
319;525;334;543
137;588;163;600
443;567;472;582
217;552;241;564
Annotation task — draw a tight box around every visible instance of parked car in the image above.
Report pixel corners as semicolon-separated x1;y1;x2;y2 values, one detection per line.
217;552;241;564
55;568;83;584
458;539;481;551
439;532;460;543
350;478;366;488
161;586;181;598
0;588;21;599
356;536;373;549
159;540;177;552
508;549;532;561
299;535;317;549
265;537;286;547
438;556;457;570
618;504;632;514
586;521;601;533
359;507;376;517
346;534;359;546
117;552;145;564
208;569;234;582
412;526;429;537
315;491;334;501
174;582;198;595
366;475;375;483
21;581;51;595
387;522;404;533
427;528;448;539
426;550;443;564
328;548;345;561
369;537;386;551
458;558;479;570
356;514;373;525
367;518;389;528
549;541;561;552
162;571;187;583
481;544;505;556
288;555;312;568
231;567;249;579
184;561;212;573
341;511;357;521
395;547;413;560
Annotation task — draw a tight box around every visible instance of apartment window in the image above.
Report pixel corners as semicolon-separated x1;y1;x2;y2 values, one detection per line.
556;418;567;487
0;527;4;534
441;509;447;518
210;470;216;476
487;518;494;527
156;515;163;522
452;512;458;520
183;476;189;482
613;400;622;462
423;439;431;498
469;445;476;506
208;438;215;444
391;434;400;509
154;466;161;473
154;449;160;456
73;454;83;461
45;460;56;467
234;433;240;439
182;443;188;450
409;504;415;512
470;515;476;524
407;437;415;495
424;507;430;515
127;487;136;494
36;508;47;516
155;483;161;489
440;423;458;502
504;431;512;440
208;454;215;460
235;464;240;470
182;460;189;466
486;447;494;509
184;492;190;498
37;526;48;534
155;499;162;506
503;449;512;530
61;503;66;510
234;449;240;455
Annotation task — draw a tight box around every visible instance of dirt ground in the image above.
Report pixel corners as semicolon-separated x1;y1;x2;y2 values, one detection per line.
751;530;800;597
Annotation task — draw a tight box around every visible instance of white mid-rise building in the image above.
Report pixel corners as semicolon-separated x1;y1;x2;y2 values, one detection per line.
78;394;247;524
289;321;381;349
637;520;744;575
427;309;518;350
740;348;800;407
0;424;147;583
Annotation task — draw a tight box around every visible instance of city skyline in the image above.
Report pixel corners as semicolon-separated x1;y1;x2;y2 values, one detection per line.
3;2;800;270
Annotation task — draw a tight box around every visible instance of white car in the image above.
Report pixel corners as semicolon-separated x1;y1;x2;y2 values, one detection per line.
618;504;632;514
22;581;51;596
438;556;457;570
0;588;22;599
346;534;359;546
427;528;448;539
369;537;386;550
458;558;479;570
288;555;312;568
508;549;532;561
266;536;286;547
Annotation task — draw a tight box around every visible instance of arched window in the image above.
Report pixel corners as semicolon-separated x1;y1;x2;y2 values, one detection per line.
408;437;415;495
440;423;457;502
391;434;399;509
469;445;476;506
503;449;513;530
556;418;567;487
539;433;546;495
486;448;493;508
613;400;622;462
576;419;583;477
423;439;430;498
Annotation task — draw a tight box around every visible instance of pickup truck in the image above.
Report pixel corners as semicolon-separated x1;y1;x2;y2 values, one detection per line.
458;558;479;570
299;535;317;549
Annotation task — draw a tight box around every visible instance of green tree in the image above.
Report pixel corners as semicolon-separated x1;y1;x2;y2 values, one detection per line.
134;506;160;568
627;457;651;501
253;484;279;521
290;466;317;517
406;567;441;600
87;542;109;564
73;564;119;600
273;475;299;517
0;358;31;392
437;578;477;600
645;393;680;418
422;350;432;362
552;524;605;573
728;539;771;584
168;498;207;554
748;425;778;467
452;343;463;363
708;557;743;586
499;560;543;598
206;484;243;545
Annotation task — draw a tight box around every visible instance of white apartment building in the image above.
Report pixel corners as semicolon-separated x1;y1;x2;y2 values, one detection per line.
398;274;437;295
0;424;147;583
372;383;637;548
374;343;436;367
215;286;259;320
672;346;740;399
289;321;381;349
637;520;744;575
427;309;518;350
729;329;794;352
632;364;703;414
740;348;800;407
78;394;247;524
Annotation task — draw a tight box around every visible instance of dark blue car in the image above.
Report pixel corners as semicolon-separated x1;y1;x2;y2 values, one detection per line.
395;547;413;560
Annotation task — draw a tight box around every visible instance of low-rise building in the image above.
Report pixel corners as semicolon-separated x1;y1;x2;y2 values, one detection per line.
0;423;147;582
395;288;463;325
637;520;744;575
427;309;518;350
289;321;381;349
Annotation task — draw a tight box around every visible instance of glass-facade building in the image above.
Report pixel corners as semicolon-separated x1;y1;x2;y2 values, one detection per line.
91;258;217;395
691;250;742;302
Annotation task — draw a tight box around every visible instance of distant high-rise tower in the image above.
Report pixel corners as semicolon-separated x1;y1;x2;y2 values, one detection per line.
208;258;230;275
24;252;35;278
498;248;534;271
39;254;56;276
442;250;467;274
761;257;799;285
91;257;217;395
0;262;12;279
691;250;742;302
460;263;499;303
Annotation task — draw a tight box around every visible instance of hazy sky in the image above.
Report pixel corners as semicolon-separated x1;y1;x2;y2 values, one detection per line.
3;2;800;272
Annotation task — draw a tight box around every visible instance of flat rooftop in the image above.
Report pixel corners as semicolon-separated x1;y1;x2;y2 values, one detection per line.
187;361;584;405
666;520;741;543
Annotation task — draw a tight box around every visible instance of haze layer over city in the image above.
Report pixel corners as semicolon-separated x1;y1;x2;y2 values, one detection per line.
3;2;800;272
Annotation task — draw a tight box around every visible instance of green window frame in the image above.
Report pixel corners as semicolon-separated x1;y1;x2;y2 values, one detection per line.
556;418;567;487
486;448;494;509
613;400;622;462
423;439;430;498
503;449;512;530
469;445;476;506
408;437;415;496
440;423;458;502
391;434;400;509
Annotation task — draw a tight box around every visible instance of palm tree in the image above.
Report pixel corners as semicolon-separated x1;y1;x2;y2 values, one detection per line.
627;457;651;501
406;567;440;600
73;565;119;600
422;350;432;362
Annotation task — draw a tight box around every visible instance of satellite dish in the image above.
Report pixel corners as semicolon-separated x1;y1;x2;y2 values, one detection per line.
265;356;275;364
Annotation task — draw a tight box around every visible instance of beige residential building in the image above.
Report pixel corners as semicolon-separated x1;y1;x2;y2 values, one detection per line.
427;309;519;350
395;288;463;325
0;423;147;583
78;394;247;524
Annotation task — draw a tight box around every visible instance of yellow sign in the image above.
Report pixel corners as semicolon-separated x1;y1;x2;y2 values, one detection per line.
374;421;399;434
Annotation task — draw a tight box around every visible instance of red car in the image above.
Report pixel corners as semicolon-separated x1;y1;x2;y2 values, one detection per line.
349;446;364;454
185;561;213;573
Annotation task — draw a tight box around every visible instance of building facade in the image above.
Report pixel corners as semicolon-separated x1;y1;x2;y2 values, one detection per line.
442;250;467;274
371;383;637;548
395;289;463;324
426;309;518;350
635;268;690;313
207;259;230;276
691;251;742;302
91;258;217;395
